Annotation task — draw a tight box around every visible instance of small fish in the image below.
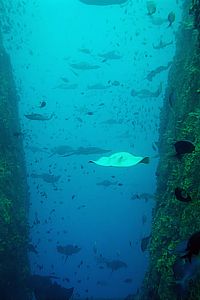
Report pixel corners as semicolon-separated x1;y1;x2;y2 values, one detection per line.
39;101;46;108
174;140;195;156
61;77;69;83
146;1;156;15
87;83;110;90
79;48;91;54
124;278;133;283
24;113;54;121
167;11;175;27
153;40;173;50
99;50;122;61
141;235;151;252
70;62;100;70
28;243;38;254
173;257;200;299
105;259;127;271
180;232;200;262
96;180;118;187
175;187;192;203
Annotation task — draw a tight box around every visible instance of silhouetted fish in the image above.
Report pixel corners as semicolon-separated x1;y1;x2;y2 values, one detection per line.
96;180;118;187
57;244;81;260
70;62;100;70
63;147;111;157
105;259;127;271
174;140;195;155
24;113;54;120
175;187;192;203
180;232;200;262
31;173;61;184
27;275;74;300
173;257;200;299
49;145;74;157
146;62;172;81
141;236;151;252
99;50;122;60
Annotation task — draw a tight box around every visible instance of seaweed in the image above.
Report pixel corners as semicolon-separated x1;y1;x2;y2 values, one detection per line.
139;0;200;299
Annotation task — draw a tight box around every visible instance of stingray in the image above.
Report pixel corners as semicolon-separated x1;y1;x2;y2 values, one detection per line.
89;152;150;167
79;0;128;5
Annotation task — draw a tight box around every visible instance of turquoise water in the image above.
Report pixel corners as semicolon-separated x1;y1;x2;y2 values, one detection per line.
2;0;183;298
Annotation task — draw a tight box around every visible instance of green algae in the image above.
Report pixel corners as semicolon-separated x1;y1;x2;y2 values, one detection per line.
0;27;30;300
139;1;200;299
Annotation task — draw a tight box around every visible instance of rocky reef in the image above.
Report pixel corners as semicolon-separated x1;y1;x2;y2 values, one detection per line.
140;1;200;299
0;31;30;299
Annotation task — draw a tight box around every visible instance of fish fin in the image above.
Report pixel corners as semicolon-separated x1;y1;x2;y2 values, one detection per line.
62;152;75;157
140;157;150;164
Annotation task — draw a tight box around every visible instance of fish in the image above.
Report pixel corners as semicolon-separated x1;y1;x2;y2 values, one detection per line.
27;146;49;153
49;145;74;157
141;236;151;252
89;152;150;167
146;62;172;81
153;40;173;49
63;146;111;157
174;140;195;156
39;101;46;108
61;77;69;83
99;50;122;61
57;244;81;261
123;278;133;283
180;232;200;262
105;259;127;271
168;11;175;27
31;173;61;184
174;187;192;203
146;1;156;15
27;275;74;300
79;0;128;5
70;62;100;70
96;180;118;187
54;83;78;89
78;48;91;54
131;193;154;201
28;243;38;254
173;257;200;299
97;280;108;286
24;113;54;120
87;83;110;90
111;80;121;86
131;83;162;98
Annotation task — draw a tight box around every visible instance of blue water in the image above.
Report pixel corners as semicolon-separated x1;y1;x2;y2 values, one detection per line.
2;0;183;298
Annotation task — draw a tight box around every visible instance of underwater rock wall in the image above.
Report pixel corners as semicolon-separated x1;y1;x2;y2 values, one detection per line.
140;1;200;300
0;31;30;299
